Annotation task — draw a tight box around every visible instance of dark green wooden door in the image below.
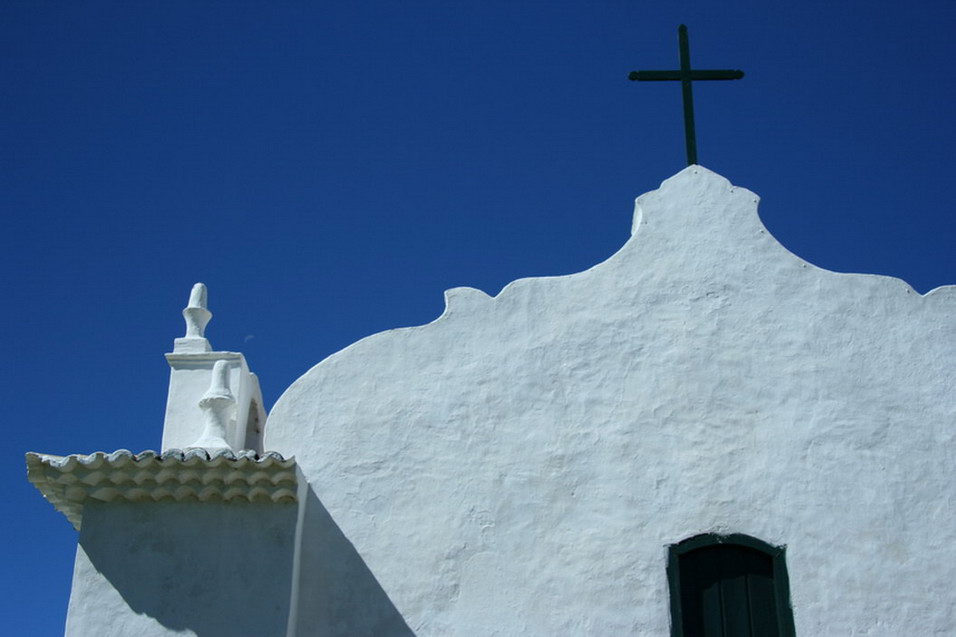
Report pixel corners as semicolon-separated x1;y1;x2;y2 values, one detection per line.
678;544;780;637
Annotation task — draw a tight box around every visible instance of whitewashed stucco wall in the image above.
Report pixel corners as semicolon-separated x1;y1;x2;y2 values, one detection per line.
66;500;297;637
266;167;956;636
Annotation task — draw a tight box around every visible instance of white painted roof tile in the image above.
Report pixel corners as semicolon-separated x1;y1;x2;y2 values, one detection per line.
26;449;297;530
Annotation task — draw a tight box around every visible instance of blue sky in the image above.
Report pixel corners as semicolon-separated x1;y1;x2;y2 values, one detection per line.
2;1;954;632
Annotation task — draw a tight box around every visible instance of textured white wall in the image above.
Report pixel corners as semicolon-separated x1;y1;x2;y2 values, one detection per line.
66;500;297;637
266;167;956;636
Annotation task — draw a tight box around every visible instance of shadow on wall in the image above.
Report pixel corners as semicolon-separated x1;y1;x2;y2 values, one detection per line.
76;500;297;636
290;486;416;636
77;494;414;636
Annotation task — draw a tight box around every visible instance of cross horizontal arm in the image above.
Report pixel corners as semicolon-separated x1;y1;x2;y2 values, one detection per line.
628;69;745;81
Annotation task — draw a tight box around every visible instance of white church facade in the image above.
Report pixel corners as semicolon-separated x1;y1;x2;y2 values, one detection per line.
27;167;956;635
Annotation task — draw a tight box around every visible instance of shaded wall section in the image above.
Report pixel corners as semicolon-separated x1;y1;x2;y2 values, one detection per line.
66;500;296;637
288;486;415;636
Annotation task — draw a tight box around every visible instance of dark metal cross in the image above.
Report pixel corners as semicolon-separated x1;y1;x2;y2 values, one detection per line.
629;25;744;166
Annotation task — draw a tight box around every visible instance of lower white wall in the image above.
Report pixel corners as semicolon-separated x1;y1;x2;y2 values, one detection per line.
65;500;297;637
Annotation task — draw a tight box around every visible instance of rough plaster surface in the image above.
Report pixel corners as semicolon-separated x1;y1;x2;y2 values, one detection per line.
66;500;297;637
266;167;956;636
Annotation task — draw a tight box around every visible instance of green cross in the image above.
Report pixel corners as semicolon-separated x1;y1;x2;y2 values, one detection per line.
629;25;744;166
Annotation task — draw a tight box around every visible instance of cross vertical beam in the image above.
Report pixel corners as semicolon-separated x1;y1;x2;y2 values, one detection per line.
678;25;698;166
629;25;744;166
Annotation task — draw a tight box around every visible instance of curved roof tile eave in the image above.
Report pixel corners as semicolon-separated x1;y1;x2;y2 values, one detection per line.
25;449;298;531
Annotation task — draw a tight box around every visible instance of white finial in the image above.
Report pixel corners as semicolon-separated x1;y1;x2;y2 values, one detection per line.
188;360;235;451
183;283;212;339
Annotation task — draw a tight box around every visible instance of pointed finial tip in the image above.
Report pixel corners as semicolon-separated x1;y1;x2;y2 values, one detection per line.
187;283;208;310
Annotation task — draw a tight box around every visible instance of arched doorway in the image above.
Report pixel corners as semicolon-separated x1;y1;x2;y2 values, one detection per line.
667;533;796;637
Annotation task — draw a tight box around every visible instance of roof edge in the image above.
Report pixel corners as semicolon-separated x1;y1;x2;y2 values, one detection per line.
26;449;298;531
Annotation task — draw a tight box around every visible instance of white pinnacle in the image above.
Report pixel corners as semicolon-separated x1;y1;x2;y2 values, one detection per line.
182;282;212;339
188;360;235;451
